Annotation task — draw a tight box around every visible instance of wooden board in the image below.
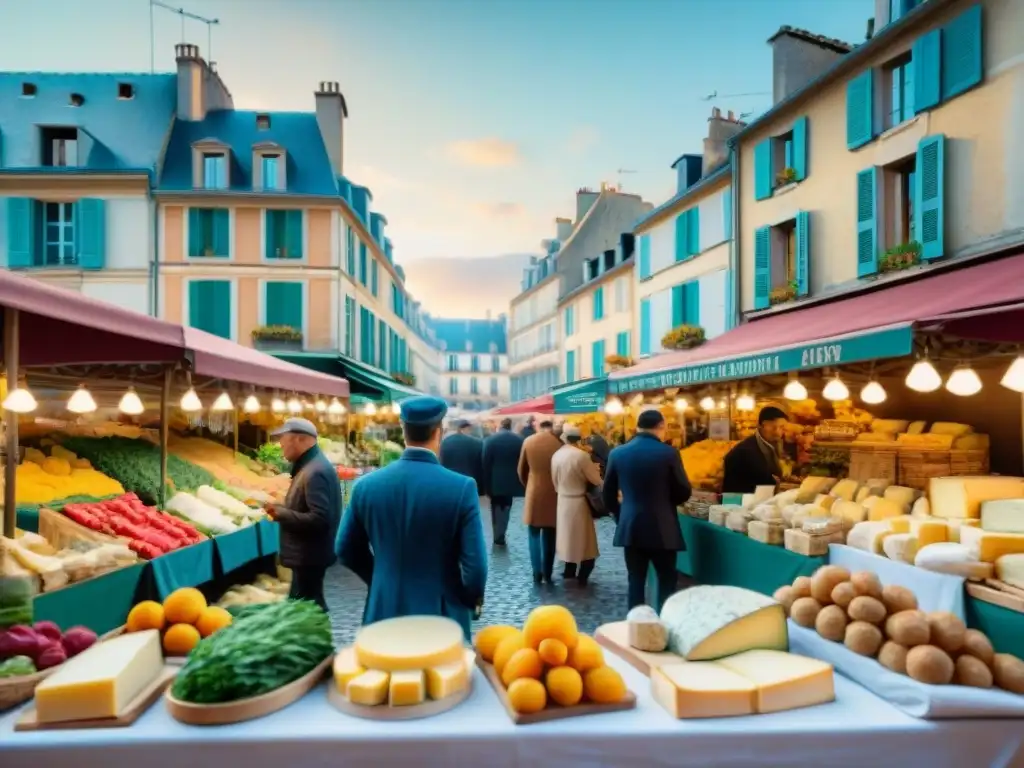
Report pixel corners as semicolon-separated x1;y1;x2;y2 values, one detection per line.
967;583;1024;614
985;578;1024;600
594;622;683;677
326;677;472;720
475;657;636;725
164;655;332;725
15;666;176;731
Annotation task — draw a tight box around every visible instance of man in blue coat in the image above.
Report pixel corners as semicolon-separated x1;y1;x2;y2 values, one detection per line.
335;396;488;640
602;409;691;612
481;417;524;547
439;420;484;493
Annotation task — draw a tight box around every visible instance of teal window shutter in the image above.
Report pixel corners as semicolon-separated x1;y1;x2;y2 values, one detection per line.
688;207;700;255
371;260;379;296
265;281;303;332
75;199;106;270
846;70;874;150
753;226;771;310
856;168;879;276
616;330;629;357
378;322;387;368
724;268;735;330
674;211;689;262
190;280;231;339
265;211;278;259
684;281;700;325
591;340;605;377
915;134;946;261
359;242;368;285
639;234;651;278
213;209;230;256
640;298;651;355
941;4;983;101
593;286;604;320
723;189;733;239
792;116;808;181
754;139;773;200
187;208;203;257
913;29;941;112
346;229;356;273
6;197;36;267
566;350;576;383
794;211;810;297
564;306;574;336
285;210;303;258
671;284;685;327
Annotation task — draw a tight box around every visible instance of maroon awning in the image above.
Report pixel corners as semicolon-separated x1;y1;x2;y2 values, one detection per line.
492;394;554;415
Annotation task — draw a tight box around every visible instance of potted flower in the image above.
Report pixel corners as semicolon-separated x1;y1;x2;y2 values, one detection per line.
604;354;634;371
251;325;303;351
392;371;416;386
879;241;922;274
776;167;797;187
661;324;706;351
769;280;798;306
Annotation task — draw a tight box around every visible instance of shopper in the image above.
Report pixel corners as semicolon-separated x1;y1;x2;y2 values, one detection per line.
518;420;561;583
520;416;537;439
335;396;488;640
439;419;484;493
481;417;524;546
263;418;342;612
552;425;604;586
721;406;789;493
603;409;691;611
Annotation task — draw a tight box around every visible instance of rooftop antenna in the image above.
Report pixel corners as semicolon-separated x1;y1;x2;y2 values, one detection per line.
700;90;769;101
150;0;221;74
616;168;637;190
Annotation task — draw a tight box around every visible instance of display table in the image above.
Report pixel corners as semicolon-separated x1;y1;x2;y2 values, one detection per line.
0;654;1020;767
33;563;147;635
256;519;280;555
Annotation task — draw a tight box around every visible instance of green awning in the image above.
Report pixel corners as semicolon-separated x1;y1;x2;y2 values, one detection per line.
273;353;421;402
551;377;608;414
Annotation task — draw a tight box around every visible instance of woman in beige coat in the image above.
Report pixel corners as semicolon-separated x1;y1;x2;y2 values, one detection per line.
551;425;603;585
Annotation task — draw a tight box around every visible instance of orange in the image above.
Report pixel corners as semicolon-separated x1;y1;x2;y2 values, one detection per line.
538;638;568;666
195;606;233;638
162;587;207;625
126;600;165;633
163;623;202;656
501;648;543;687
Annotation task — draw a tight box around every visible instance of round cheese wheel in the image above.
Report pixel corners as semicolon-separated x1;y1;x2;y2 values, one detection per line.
354;616;465;671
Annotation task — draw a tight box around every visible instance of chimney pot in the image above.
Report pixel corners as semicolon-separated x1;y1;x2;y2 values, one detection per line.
727;110;735;121
175;43;200;61
712;106;721;118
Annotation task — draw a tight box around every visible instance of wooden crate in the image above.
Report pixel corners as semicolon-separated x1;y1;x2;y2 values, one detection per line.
848;445;898;483
897;448;990;490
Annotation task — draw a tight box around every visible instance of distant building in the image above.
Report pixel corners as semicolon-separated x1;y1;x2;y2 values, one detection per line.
432;315;509;410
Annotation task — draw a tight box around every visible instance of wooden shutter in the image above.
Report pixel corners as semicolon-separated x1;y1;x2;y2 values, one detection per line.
792;116;808;181
674;211;688;262
941;4;983;101
846;70;874;150
684;281;701;325
639;234;651;278
856;168;879;277
671;284;685;327
75;199;106;270
640;298;651;355
916;134;946;261
795;211;810;297
753;226;771;310
187;208;203;257
190;280;231;339
285;210;303;258
371;260;379;296
265;281;303;331
688;208;700;256
913;30;941;112
6;198;36;267
212;209;230;257
754;139;773;200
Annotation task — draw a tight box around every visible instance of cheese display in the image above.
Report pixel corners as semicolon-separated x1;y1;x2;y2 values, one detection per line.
332;648;366;695
354;615;464;671
911;518;949;547
348;670;390;705
714;649;835;713
833;500;867;525
981;499;1024;533
976;532;1024;563
830;479;860;502
914;542;993;579
389;670;427;706
929;476;1024;519
33;629;164;723
626;605;669;652
996;554;1024;588
660;586;788;661
847;521;892;554
882;533;919;564
883;486;918;512
868;498;906;522
650;662;757;718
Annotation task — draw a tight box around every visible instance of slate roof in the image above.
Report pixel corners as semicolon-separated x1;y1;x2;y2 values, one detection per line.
767;26;854;54
0;72;177;170
430;318;508;355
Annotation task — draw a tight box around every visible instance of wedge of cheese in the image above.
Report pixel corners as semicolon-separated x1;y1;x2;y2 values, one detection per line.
333;647;366;695
347;670;390;706
389;669;426;706
958;524;985;555
910;517;948;547
886;515;912;534
814;494;837;511
882;533;919;563
976;532;1024;563
425;651;473;701
847;521;892;554
996;554;1024;589
883;486;918;513
830;479;860;502
651;662;756;719
980;498;1024;533
947;517;981;543
911;497;931;518
915;542;993;579
833;500;867;525
714;650;835;714
868;497;905;522
929;476;1024;519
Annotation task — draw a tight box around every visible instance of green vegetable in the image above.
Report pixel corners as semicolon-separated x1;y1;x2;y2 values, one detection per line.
255;442;289;473
0;655;37;678
170;600;332;704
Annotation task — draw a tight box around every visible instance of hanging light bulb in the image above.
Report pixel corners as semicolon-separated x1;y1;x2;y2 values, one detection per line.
211;392;233;411
1001;356;1024;393
783;377;808;401
860;380;888;405
67;385;97;414
3;385;37;413
822;376;850;401
243;394;261;413
603;397;624;416
945;366;982;397
327;398;346;415
905;360;942;393
699;396;716;411
316;399;328;413
673;397;688;412
391;402;401;415
271;396;286;413
118;387;145;416
180;388;203;412
717;399;727;410
364;402;378;416
736;393;756;411
287;396;302;414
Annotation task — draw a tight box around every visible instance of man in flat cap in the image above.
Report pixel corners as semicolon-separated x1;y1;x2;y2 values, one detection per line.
263;417;341;611
335;396;488;640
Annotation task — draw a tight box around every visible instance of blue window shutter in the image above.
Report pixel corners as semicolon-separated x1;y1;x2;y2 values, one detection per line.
723;189;733;239
915;134;946;261
753;226;771;310
371;260;379;296
671;284;684;327
616;331;629;357
265;211;278;259
187;208;203;257
566;350;575;383
754;139;773;200
846;70;874;150
359;242;368;285
640;298;652;355
6;197;36;267
791;116;808;181
74;198;106;270
265;282;303;332
591;340;605;377
794;211;810;297
213;209;230;256
913;29;941;112
190;280;231;339
593;286;603;320
856;168;879;277
674;211;688;262
688;207;700;255
639;234;651;278
941;4;983;101
724;268;735;330
684;281;701;326
285;210;303;258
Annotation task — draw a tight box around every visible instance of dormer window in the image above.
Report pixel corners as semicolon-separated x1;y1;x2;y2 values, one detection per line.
69;93;85;107
253;142;287;191
192;139;231;190
41;127;79;167
117;83;135;100
203;153;228;190
21;82;36;98
261;154;281;190
256;114;271;130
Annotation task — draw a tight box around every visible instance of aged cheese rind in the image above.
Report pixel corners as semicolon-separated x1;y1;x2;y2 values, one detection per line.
333;647;366;695
660;586;788;661
389;669;426;706
980;499;1024;533
354;616;464;671
929;477;1024;519
714;650;835;713
34;629;163;723
627;605;669;651
348;670;390;705
651;662;756;719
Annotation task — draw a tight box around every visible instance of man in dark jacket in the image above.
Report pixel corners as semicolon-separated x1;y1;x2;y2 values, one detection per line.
264;418;342;611
603;409;691;612
440;420;484;492
722;406;788;494
481;417;524;546
520;416;536;439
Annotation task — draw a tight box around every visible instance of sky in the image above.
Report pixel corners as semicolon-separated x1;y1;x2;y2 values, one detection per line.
0;0;875;317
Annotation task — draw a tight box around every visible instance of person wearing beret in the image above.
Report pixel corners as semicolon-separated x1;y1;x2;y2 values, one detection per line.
439;419;484;493
335;396;489;640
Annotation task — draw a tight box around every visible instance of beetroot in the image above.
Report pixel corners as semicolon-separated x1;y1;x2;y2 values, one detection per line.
36;641;67;669
0;625;43;660
33;620;62;643
60;626;98;657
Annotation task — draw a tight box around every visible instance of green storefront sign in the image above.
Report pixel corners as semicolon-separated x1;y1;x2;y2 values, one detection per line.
608;324;914;395
552;378;608;414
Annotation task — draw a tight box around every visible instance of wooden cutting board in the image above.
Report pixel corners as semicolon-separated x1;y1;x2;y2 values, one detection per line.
326;677;472;720
967;582;1024;613
594;622;684;676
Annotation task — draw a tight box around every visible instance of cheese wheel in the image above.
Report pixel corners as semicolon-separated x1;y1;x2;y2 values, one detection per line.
831;480;860;503
980;499;1024;533
868;498;905;522
883;486;917;513
914;542;993;579
929;476;1024;519
354;616;465;671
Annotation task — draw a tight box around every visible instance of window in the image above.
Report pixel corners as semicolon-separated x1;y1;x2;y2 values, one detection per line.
470;377;479;395
592;286;605;321
889;0;920;25
616;330;630;357
449;378;458;395
21;82;36;97
41;127;78;167
117;82;134;100
883;156;918;250
43;202;75;266
614;277;628;313
345;228;356;274
344;296;355;356
203;153;228;190
378;322;388;369
371;260;379;297
256;114;271;130
773;130;794;182
69;93;85;107
471;355;480;372
359;307;377;364
566;349;576;383
885;53;914;129
491;356;500;373
358;241;368;285
265;210;302;258
772;219;798;290
753;212;810;309
264;282;303;335
591;340;605;378
188;280;232;339
261;155;281;191
447;354;458;372
564;306;575;336
754;116;807;197
188;208;230;257
490;378;498;396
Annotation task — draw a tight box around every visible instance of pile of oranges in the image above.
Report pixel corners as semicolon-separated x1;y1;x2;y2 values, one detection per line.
125;587;233;656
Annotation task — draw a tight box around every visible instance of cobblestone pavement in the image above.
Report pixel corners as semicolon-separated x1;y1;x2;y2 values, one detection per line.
324;499;629;644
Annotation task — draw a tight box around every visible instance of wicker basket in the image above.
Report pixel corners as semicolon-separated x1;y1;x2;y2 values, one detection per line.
848;445;898;483
683;490;719;519
898;448;990;490
0;625;125;711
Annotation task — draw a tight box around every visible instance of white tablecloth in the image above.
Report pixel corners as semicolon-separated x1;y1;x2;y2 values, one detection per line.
2;654;1022;767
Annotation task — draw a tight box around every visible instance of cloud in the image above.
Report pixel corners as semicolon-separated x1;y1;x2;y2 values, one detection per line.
346;164;420;192
473;201;526;219
444;137;522;168
566;126;600;156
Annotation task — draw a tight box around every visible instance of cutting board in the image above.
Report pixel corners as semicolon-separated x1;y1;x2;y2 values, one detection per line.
968;582;1024;613
594;621;683;676
326;677;472;720
15;666;176;731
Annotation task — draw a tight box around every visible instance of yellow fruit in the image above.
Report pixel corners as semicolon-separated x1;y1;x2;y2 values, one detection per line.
473;625;520;663
163;623;202;656
538;638;568;667
492;633;527;676
523;604;578;650
126;600;165;633
507;677;547;714
567;634;605;673
583;665;627;704
162;587;207;625
546;665;583;706
501;648;544;687
194;606;233;638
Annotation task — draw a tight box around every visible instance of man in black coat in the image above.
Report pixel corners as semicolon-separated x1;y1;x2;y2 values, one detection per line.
721;406;788;494
440;419;484;492
481;417;525;546
603;409;691;612
520;416;536;439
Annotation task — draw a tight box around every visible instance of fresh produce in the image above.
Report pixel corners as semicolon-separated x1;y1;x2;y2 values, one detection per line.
165;491;238;535
318;437;348;465
169;435;290;493
15;449;124;505
215;573;289;614
0;655;35;677
680;440;736;491
62;493;203;559
170;599;332;704
126;587;234;656
195;485;263;522
0;621;97;676
0;573;33;628
256;442;289;474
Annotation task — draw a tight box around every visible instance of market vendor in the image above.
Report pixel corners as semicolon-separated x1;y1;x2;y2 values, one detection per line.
721;406;788;494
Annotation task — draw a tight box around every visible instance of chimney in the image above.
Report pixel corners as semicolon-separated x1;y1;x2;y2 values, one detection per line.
315;81;348;176
703;106;745;173
174;44;232;121
866;18;875;40
575;188;599;223
767;27;853;105
555;217;573;241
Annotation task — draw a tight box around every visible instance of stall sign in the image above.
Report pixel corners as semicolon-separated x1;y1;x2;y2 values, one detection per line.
552;377;608;414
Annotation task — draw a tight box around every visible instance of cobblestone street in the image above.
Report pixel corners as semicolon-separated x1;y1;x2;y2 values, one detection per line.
324;499;629;644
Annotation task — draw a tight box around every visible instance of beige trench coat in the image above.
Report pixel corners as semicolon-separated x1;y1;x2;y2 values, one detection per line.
551;444;603;564
518;431;562;529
